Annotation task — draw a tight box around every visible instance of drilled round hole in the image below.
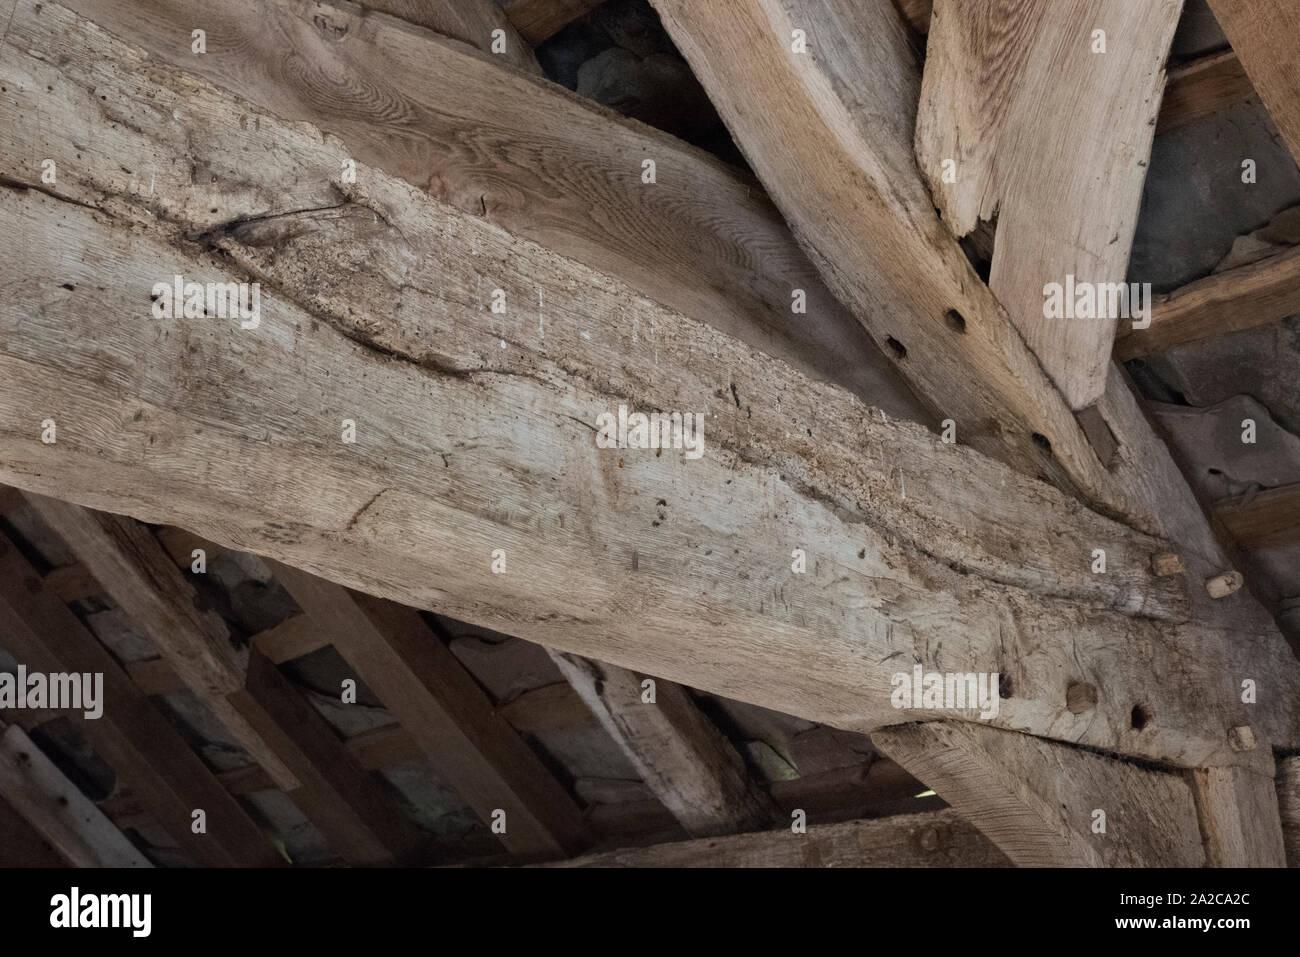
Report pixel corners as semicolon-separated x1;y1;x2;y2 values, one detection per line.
1131;704;1149;731
944;309;967;334
885;336;908;360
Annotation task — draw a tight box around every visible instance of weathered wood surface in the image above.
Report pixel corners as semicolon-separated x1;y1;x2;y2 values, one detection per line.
1159;49;1255;133
1214;483;1300;549
1190;764;1288;867
917;0;1181;409
2;2;1297;770
873;722;1205;866
58;0;925;421
549;653;776;836
646;0;1264;630
1279;756;1300;867
364;0;543;74
1205;0;1300;164
543;808;1010;867
0;721;153;867
0;531;284;867
272;564;591;859
1116;246;1300;359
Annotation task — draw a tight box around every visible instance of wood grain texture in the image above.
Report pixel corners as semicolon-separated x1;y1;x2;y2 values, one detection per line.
1190;765;1288;867
917;0;1181;409
1214;483;1300;549
1116;245;1300;359
503;0;603;45
0;722;152;867
59;0;924;423
272;565;591;860
0;532;283;867
363;0;543;73
1;1;1295;770
646;0;1262;624
544;808;1010;867
1159;49;1255;133
1279;756;1300;867
1205;0;1300;164
550;652;776;836
873;722;1205;866
0;793;70;866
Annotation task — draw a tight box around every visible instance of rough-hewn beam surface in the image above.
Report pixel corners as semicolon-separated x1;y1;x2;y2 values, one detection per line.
2;1;1297;771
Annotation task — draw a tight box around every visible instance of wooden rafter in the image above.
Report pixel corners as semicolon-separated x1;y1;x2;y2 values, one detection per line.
503;0;605;46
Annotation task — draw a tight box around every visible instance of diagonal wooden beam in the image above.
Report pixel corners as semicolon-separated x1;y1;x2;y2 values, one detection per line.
25;496;426;866
544;808;1009;867
0;793;70;866
916;0;1182;410
1214;483;1300;549
1190;764;1288;867
1204;0;1300;165
548;653;776;836
1159;48;1255;133
59;0;923;422
0;719;152;867
271;563;591;860
0;530;283;867
362;0;543;74
2;1;1297;772
1116;245;1300;359
872;722;1209;866
503;0;604;46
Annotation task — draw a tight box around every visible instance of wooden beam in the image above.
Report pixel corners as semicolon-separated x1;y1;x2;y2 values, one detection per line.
0;720;151;867
1190;764;1288;867
228;648;429;865
24;495;298;791
1214;483;1300;549
271;564;590;859
545;809;1009;867
42;562;100;602
872;722;1206;866
549;653;776;836
251;614;328;664
58;0;924;422
0;531;283;867
1279;756;1300;867
1116;245;1300;359
1204;0;1300;164
2;2;1296;770
503;0;603;45
1159;49;1255;133
362;0;543;74
0;793;69;866
916;0;1180;410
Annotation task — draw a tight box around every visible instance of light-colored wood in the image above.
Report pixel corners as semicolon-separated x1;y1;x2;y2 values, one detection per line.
1116;245;1300;359
503;0;603;45
893;0;932;34
917;0;1181;410
1151;552;1185;577
1159;49;1255;133
0;532;283;867
549;652;776;836
252;614;328;664
364;0;543;74
58;0;924;422
25;495;299;791
1205;569;1244;599
1214;483;1300;548
1190;764;1288;867
0;721;152;867
271;564;590;859
229;648;429;865
1205;0;1300;163
1278;756;1300;867
42;562;100;602
2;2;1296;770
544;808;1009;867
873;722;1205;866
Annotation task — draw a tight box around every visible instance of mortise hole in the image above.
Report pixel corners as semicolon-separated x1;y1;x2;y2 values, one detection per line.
998;674;1013;699
1208;467;1222;476
885;336;908;360
1130;704;1149;730
944;309;967;334
1031;432;1052;454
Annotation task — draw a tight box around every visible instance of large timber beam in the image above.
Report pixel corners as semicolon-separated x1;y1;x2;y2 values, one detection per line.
57;0;924;423
543;809;1010;867
873;722;1210;866
548;653;776;836
1;0;1297;772
916;0;1181;410
1205;0;1300;165
363;0;543;74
